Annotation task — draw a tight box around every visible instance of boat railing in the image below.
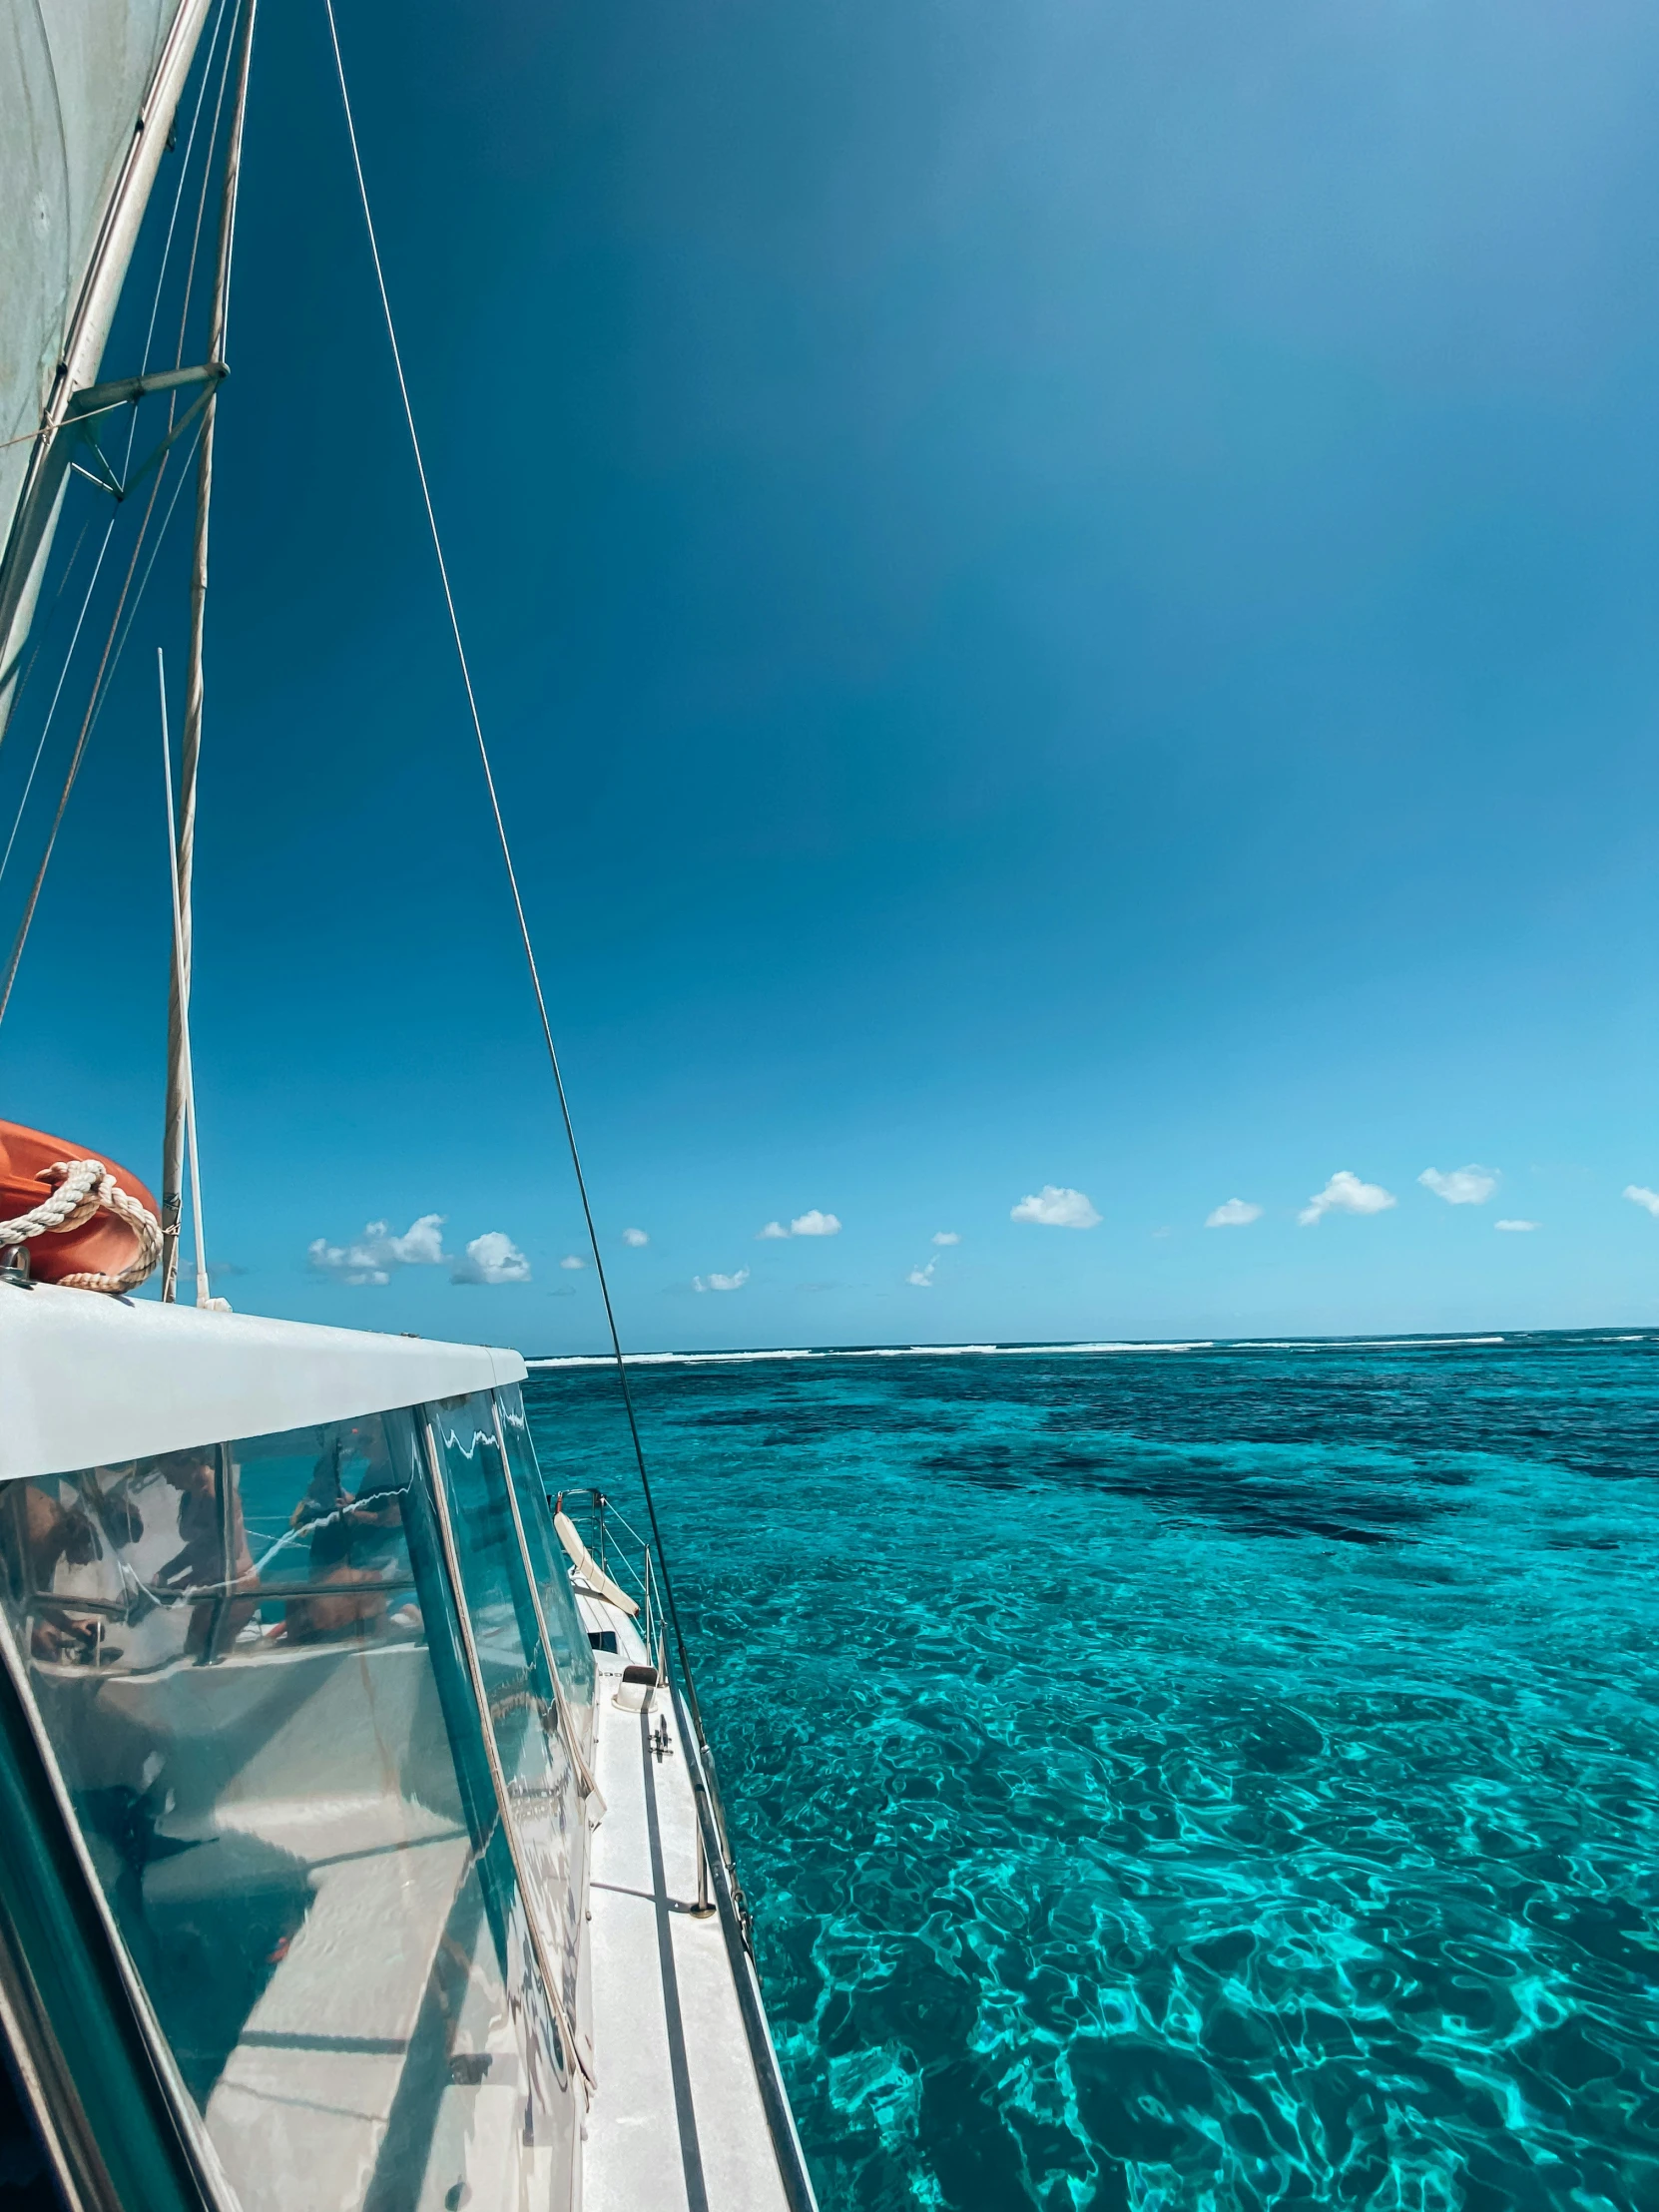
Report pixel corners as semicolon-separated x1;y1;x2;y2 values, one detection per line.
556;1485;660;1673
552;1483;749;1932
550;1478;816;2207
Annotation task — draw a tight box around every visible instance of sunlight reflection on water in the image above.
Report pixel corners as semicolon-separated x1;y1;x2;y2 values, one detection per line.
528;1337;1659;2211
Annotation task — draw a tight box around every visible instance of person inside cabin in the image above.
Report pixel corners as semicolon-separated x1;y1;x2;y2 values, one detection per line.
84;1464;145;1552
154;1447;259;1657
2;1481;104;1661
280;1422;414;1645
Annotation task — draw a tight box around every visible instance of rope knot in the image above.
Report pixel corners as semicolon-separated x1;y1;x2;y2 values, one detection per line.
0;1157;162;1294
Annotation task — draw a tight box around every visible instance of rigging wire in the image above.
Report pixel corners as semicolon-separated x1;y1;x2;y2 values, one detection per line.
5;514;93;728
0;9;234;466
0;2;237;933
96;430;210;738
320;0;723;1761
0;0;240;1035
157;647;212;1306
0;398;174;453
0;516;116;895
162;0;258;1303
0;426;204;1033
138;0;236;389
173;0;244;382
0;514;95;850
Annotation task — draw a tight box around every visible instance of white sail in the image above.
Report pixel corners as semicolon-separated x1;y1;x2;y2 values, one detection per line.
0;0;217;731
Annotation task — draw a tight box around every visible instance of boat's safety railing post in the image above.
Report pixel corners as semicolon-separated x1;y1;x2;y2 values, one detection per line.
692;1813;715;1921
561;1487;660;1669
560;1486;653;1621
588;1489;659;1663
556;1487;749;1930
669;1677;820;2212
553;1482;814;2203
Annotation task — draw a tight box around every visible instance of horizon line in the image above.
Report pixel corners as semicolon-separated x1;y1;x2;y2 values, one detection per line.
522;1325;1655;1369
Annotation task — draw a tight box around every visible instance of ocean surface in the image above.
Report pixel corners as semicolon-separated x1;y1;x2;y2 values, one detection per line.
523;1335;1659;2212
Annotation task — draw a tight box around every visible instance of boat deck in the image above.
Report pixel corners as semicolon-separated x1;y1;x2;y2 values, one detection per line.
577;1591;794;2212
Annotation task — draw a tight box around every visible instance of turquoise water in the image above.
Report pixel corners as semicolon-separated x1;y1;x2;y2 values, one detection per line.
525;1336;1659;2211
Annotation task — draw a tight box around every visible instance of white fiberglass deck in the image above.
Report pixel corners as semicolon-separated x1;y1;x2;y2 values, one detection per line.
577;1589;791;2212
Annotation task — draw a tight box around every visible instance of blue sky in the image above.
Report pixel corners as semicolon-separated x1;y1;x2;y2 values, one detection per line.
7;0;1659;1350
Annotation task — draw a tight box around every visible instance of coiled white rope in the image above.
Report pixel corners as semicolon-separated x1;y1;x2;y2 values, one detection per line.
0;1158;162;1294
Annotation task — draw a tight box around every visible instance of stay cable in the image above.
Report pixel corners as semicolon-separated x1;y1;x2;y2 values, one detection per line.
321;0;719;1759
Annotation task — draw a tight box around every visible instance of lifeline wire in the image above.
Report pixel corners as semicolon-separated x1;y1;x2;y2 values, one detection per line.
321;0;718;1748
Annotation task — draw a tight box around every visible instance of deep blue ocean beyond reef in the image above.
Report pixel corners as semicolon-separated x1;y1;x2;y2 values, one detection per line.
524;1336;1659;2211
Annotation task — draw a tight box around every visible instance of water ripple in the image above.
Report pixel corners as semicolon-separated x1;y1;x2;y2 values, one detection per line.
529;1336;1659;2209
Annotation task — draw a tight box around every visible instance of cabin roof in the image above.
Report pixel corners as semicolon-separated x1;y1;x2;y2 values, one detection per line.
0;1282;528;1480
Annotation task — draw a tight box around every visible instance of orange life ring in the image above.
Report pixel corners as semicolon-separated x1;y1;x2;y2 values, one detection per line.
0;1120;161;1286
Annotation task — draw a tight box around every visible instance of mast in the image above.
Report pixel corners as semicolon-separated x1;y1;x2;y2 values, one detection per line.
160;0;257;1303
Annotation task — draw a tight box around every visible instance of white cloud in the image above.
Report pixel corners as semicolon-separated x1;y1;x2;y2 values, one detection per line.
930;1230;960;1246
757;1210;842;1239
308;1213;447;1287
622;1227;649;1247
1625;1185;1659;1217
1419;1165;1498;1206
1010;1185;1100;1229
387;1216;445;1265
1298;1171;1396;1227
451;1232;532;1286
307;1245;389;1287
1205;1199;1262;1229
559;1253;586;1270
1494;1219;1539;1232
693;1268;750;1292
906;1260;936;1287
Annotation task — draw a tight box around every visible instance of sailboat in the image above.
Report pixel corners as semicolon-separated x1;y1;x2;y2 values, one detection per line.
0;6;817;2209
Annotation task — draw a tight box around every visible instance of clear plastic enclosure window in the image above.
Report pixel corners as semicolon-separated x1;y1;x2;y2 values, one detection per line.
0;1402;576;2212
426;1392;589;2034
495;1382;595;1708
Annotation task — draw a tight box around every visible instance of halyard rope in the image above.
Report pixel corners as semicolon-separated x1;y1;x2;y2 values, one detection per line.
0;1159;162;1293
